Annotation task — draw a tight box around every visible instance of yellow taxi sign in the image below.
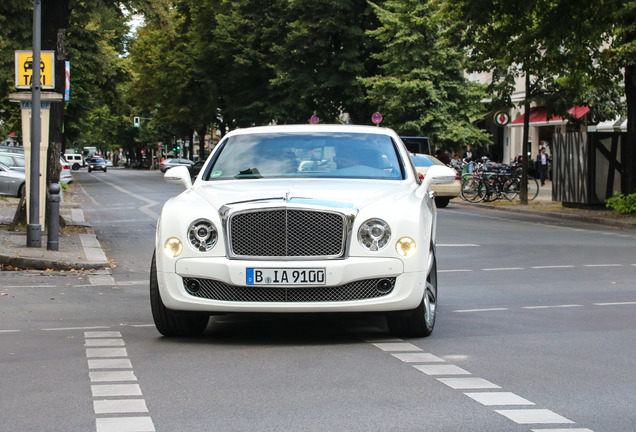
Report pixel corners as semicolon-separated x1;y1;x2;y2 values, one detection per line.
15;50;55;90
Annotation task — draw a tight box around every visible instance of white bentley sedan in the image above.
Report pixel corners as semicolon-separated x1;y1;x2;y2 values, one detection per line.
151;125;456;337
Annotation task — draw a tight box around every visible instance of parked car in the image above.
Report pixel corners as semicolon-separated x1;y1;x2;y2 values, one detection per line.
400;136;432;155
0;152;25;172
87;157;107;172
64;153;84;170
151;124;456;338
0;145;24;154
410;153;460;208
0;161;26;198
59;156;73;185
160;158;193;173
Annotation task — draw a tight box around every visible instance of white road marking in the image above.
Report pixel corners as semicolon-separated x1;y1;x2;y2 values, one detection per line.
372;342;422;352
43;326;110;331
88;359;133;369
369;338;594;430
530;265;575;269
93;399;148;414
0;329;20;333
454;308;509;313
90;371;137;382
439;269;473;273
530;429;594;432
84;331;155;431
390;353;444;363
483;267;524;271
91;384;142;397
95;416;155;432
437;377;501;389
465;392;535;406
583;264;623;267
495;409;574;424
594;301;636;306
523;304;582;310
86;348;128;358
85;338;125;347
413;364;471;375
1;285;56;288
89;175;159;220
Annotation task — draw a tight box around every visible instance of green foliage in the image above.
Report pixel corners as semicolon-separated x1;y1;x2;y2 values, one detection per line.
605;192;636;214
363;0;491;150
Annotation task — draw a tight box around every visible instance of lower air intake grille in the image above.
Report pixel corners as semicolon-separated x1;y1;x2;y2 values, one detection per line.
182;277;395;302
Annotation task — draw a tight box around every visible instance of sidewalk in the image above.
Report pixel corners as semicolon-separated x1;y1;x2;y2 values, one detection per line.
0;199;111;271
452;180;636;230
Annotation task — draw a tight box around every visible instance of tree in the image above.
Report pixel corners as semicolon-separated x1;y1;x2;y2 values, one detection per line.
268;0;375;124
443;0;625;202
363;0;491;152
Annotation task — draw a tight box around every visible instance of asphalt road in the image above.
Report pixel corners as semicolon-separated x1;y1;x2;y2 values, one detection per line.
1;168;634;432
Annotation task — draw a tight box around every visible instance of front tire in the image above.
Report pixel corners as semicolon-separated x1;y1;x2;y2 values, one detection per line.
387;250;437;337
72;163;80;171
434;196;450;208
150;251;209;337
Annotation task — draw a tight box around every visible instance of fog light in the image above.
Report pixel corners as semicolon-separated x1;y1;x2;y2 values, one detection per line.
164;237;183;257
396;237;416;257
186;279;201;293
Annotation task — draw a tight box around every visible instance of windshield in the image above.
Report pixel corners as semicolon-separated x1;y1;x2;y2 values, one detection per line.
203;132;404;180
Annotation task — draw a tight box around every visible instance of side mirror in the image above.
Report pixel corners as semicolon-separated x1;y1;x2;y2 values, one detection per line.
164;165;192;189
421;165;456;191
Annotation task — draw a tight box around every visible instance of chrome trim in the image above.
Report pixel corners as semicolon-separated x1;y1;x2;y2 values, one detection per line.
220;199;357;261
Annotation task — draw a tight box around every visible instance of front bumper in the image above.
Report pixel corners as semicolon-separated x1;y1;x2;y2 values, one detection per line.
157;256;427;313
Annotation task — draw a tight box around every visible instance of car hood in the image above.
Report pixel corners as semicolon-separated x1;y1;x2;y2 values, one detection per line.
191;178;415;210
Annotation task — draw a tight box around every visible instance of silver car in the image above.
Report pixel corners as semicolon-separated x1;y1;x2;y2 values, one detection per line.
0;161;26;197
0;153;25;172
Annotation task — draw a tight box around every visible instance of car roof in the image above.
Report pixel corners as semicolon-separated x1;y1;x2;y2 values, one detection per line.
224;124;400;139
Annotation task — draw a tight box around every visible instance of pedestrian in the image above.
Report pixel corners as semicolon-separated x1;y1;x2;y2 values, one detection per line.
462;145;473;161
536;147;549;186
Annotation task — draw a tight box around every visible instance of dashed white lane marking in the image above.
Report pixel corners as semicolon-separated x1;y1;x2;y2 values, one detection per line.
531;265;575;269
594;301;636;306
483;267;524;271
465;392;535;406
0;329;20;333
85;331;155;432
439;269;473;273
413;364;470;375
454;308;509;313
583;264;624;267
530;429;594;432
495;409;574;424
523;304;582;309
369;336;593;430
437;377;501;389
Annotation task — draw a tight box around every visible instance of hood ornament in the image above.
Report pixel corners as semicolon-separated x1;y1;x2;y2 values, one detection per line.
284;190;291;202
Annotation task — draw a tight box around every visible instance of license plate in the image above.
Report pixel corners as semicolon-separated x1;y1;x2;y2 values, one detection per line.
246;268;326;285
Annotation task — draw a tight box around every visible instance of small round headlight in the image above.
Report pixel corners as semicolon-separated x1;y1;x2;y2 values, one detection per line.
358;218;391;251
396;237;416;257
188;219;218;252
164;237;183;257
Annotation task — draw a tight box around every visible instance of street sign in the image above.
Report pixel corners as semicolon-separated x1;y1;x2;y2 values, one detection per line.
15;50;55;89
310;115;319;124
372;112;383;124
494;111;510;126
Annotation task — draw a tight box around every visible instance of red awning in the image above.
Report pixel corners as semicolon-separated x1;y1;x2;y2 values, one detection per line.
508;106;590;127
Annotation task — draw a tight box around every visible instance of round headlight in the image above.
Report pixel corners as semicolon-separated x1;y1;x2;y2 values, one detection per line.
164;237;183;257
358;218;391;251
396;237;416;257
188;219;218;252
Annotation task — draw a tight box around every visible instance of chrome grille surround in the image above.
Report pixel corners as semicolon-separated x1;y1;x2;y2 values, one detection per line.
183;277;396;302
221;199;357;260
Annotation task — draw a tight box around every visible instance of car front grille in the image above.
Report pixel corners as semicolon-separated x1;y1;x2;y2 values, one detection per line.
182;277;396;302
229;209;346;258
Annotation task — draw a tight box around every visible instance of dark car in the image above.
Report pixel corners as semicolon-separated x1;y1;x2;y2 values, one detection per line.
187;160;205;179
400;136;432;155
160;158;193;173
87;157;107;173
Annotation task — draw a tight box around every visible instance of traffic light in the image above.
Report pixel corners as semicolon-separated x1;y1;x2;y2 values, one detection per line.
176;145;181;151
134;116;140;127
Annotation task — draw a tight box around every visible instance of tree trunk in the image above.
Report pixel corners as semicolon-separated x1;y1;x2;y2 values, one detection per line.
625;64;636;195
42;1;70;186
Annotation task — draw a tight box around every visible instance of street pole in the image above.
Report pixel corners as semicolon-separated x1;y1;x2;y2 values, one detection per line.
28;0;42;247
